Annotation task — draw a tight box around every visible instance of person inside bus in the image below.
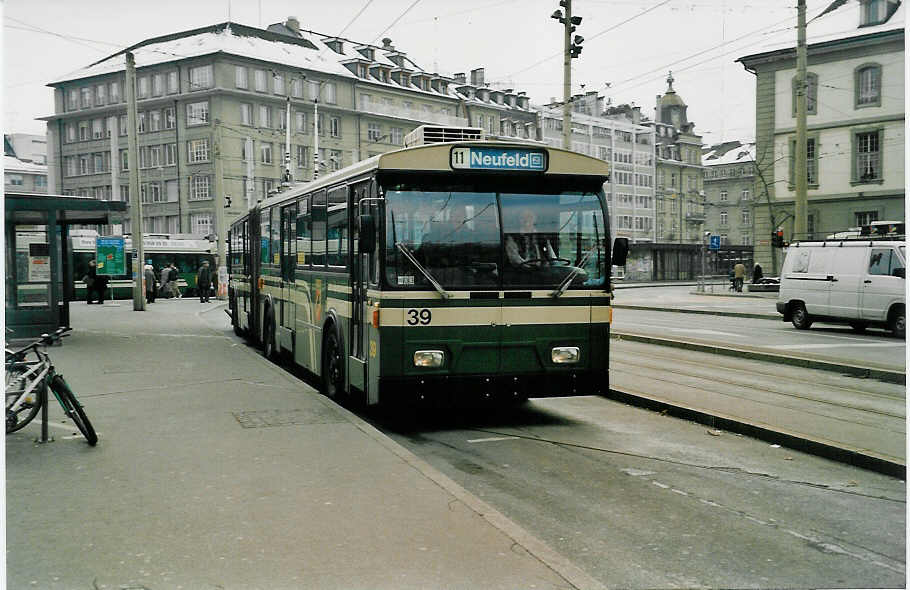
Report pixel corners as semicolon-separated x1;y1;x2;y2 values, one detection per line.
505;210;556;270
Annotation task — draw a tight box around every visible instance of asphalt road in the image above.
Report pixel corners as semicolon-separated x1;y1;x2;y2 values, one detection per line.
368;396;906;589
611;307;906;371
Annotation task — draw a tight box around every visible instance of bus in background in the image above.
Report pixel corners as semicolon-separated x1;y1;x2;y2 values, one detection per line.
70;230;215;299
229;126;628;406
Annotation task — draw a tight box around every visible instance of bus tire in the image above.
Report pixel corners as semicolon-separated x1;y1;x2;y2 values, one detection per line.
262;308;277;360
321;329;345;400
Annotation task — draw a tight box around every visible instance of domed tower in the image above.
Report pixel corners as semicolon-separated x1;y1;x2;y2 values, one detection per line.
657;71;690;131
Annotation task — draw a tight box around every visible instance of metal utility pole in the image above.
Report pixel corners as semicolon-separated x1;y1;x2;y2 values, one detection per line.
551;1;583;150
125;52;145;311
214;122;227;299
794;0;808;240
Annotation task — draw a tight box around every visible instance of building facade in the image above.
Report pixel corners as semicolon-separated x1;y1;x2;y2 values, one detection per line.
43;19;537;240
536;95;656;246
738;0;905;274
702;141;756;247
4;155;48;195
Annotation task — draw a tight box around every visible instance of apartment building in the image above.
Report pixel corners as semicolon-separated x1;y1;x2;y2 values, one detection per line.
738;0;905;273
43;18;537;238
702;141;756;247
536;95;656;244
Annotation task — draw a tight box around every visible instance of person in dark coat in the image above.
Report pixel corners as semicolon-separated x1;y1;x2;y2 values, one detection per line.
84;260;98;304
144;264;157;303
196;260;212;303
752;263;764;284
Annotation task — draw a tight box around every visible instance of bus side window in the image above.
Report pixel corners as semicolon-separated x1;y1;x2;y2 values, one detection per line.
297;196;310;269
327;186;348;269
270;206;280;266
242;220;250;274
312;190;327;267
260;208;271;264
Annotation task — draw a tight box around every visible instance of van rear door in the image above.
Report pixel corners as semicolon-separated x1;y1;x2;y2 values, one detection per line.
861;247;905;322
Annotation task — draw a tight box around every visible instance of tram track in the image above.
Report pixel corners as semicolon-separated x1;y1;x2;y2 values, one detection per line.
610;348;906;424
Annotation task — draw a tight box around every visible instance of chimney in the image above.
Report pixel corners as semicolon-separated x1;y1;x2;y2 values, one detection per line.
453;72;466;84
597;96;605;114
286;16;300;34
632;106;641;124
382;37;394;51
470;68;485;87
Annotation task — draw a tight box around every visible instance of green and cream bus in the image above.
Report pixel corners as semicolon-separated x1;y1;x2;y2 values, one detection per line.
228;128;628;406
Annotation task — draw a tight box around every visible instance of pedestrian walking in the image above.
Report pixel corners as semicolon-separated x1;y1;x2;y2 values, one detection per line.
752;263;763;285
733;262;746;292
196;260;212;303
167;263;182;298
158;264;170;298
82;260;97;304
144;264;157;303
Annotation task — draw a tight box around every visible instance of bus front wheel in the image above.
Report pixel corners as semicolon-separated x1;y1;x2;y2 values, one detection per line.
322;330;345;400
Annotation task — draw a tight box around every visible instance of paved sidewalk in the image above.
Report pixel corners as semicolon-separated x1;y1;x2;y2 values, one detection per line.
612;284;779;319
6;299;600;590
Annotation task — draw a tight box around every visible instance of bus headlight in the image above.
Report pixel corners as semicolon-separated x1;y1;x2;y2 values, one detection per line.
414;350;444;367
551;346;580;364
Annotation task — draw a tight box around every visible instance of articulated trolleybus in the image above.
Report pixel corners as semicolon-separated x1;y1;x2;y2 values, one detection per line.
229;127;628;406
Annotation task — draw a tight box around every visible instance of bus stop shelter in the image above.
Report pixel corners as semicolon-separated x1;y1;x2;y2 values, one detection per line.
5;193;127;338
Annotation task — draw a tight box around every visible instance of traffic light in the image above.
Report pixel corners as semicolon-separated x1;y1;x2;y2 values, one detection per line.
570;34;584;58
771;229;784;248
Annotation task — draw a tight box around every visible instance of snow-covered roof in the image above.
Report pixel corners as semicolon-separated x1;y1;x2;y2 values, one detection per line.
4;155;47;175
702;142;756;166
739;0;904;61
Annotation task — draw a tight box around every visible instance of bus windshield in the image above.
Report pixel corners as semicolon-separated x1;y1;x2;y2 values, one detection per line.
384;179;608;290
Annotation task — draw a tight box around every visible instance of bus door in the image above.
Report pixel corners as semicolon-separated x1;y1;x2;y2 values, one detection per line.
249;206;263;343
279;202;298;352
348;181;371;395
240;219;250;330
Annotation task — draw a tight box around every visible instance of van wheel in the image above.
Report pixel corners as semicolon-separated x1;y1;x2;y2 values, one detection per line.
791;303;813;330
849;321;868;334
889;306;905;339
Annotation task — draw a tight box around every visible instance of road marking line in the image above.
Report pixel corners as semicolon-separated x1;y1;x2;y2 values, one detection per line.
467;436;520;443
769;343;904;350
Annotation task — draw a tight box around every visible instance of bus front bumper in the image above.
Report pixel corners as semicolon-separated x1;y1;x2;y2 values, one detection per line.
379;370;608;407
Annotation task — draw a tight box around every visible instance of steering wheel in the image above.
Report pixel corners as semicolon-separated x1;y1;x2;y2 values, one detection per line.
519;257;571;270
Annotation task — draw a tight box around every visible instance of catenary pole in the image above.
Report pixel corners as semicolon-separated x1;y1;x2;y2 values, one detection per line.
794;0;808;240
125;52;146;311
562;0;572;150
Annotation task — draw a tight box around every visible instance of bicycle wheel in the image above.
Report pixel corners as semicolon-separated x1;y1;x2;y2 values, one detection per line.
50;375;97;446
6;369;42;434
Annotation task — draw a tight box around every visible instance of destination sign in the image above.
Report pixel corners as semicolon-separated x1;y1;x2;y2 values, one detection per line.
450;147;547;172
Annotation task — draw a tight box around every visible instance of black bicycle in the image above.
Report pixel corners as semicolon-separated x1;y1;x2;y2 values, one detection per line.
5;327;97;445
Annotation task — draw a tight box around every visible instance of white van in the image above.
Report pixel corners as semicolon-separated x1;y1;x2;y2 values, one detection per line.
776;239;905;338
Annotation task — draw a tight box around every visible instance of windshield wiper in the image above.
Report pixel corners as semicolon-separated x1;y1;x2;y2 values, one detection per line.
550;245;597;298
396;242;450;299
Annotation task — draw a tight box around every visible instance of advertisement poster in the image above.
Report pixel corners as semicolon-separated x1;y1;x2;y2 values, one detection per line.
27;242;50;282
96;236;126;276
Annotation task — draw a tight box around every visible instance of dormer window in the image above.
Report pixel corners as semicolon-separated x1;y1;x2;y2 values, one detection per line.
357;64;368;79
861;0;885;25
356;46;375;60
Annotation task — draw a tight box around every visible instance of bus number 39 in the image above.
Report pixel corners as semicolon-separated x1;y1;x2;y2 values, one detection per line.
406;309;432;326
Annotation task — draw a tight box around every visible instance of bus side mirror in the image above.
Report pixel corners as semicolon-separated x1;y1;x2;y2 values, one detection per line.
359;214;375;253
612;237;629;267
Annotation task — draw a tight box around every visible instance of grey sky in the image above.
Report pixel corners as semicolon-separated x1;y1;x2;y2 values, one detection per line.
4;0;819;143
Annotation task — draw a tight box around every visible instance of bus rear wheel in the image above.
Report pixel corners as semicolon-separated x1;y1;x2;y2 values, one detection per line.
322;331;344;400
262;312;277;360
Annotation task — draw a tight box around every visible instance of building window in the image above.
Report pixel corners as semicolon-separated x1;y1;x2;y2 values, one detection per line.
741;210;750;224
855;210;878;226
235;66;248;89
390;127;403;145
256;105;271;128
741;189;750;201
854;130;882;183
168;71;179;94
191;213;213;237
95;84;106;105
189;175;212;200
367;123;382;141
323;82;337;104
260;142;273;164
295;111;306;132
141;182;164;204
741;235;751;246
855;64;882;107
8;174;23;186
189;65;213;91
793;72;817;116
720;211;728;225
149;110;162;132
291;78;302;98
152;74;164;96
92;119;104;139
719;190;728;201
164;107;176;129
119;114;127;136
296;145;309;168
273;73;284;95
67;89;79;111
164;143;177;166
186;101;209;126
137;76;149;99
861;0;885;25
120;150;128;171
254;69;267;92
110;81;120;103
81;87;93;108
330;150;342;170
238;103;251;126
329;117;340;138
788;136;818;186
188;139;210;163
